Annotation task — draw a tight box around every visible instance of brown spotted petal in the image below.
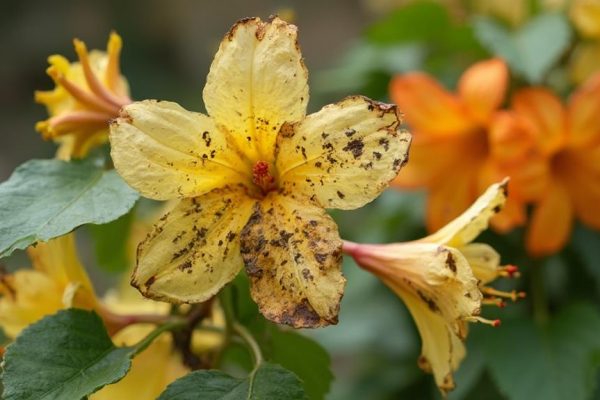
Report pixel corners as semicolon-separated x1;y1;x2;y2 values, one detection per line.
345;241;481;393
131;186;255;303
240;193;345;328
275;95;411;210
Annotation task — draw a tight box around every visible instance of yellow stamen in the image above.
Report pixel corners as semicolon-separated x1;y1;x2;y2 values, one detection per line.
498;264;520;278
482;297;506;308
42;111;112;138
465;316;501;327
482;287;526;302
104;32;127;95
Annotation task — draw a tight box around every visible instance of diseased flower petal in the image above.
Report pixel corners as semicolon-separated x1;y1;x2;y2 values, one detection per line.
568;71;600;148
423;180;508;248
110;100;249;200
458;59;508;125
276;96;410;210
512;88;567;156
459;243;501;285
240;193;345;328
390;72;475;135
526;182;573;257
401;292;466;395
203;17;309;162
131;186;255;303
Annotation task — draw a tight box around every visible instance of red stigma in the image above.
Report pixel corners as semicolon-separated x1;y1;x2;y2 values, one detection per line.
505;265;519;277
252;161;276;194
492;319;501;327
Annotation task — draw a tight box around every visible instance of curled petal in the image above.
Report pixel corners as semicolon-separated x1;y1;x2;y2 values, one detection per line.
240;193;345;328
459;243;501;285
277;96;410;210
110;100;248;200
458;59;508;125
568;71;600;148
131;187;255;303
203;17;309;161
423;180;508;248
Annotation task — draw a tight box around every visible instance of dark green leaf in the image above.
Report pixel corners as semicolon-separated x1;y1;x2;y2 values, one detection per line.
473;13;572;83
483;303;600;400
158;362;306;400
269;329;333;400
0;159;139;258
1;309;143;400
88;207;135;273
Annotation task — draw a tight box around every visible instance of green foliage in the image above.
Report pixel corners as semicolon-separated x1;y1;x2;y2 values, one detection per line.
473;13;572;83
157;363;306;400
2;309;143;400
0;159;139;258
88;207;135;273
483;304;600;400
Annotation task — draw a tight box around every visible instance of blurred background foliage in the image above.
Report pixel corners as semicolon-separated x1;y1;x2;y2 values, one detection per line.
2;0;600;399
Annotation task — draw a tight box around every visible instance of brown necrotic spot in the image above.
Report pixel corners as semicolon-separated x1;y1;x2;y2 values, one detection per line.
417;290;439;312
145;275;156;288
336;191;345;199
445;252;457;273
279;298;322;327
342;138;364;159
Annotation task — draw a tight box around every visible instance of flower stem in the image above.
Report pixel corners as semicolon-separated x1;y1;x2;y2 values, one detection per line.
233;321;263;369
133;319;186;355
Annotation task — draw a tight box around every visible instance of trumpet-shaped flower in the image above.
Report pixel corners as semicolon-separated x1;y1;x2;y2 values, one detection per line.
35;32;131;160
0;234;96;338
390;59;546;233
343;181;521;394
109;17;410;328
511;73;600;256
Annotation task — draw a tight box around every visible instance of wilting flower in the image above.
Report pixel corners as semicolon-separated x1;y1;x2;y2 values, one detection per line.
343;181;522;394
390;59;544;232
0;234;97;338
511;73;600;256
109;17;410;328
35;32;131;160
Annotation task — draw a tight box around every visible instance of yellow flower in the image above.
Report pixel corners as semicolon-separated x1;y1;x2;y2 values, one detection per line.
109;17;410;328
568;0;600;83
343;180;522;394
0;234;96;338
35;32;131;160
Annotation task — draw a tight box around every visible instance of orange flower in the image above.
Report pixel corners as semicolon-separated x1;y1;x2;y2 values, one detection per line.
390;59;545;233
511;73;600;256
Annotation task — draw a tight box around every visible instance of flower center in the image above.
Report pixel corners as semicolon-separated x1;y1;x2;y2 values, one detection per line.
252;161;277;194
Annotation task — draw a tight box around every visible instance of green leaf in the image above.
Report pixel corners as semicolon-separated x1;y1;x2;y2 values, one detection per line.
0;159;139;258
269;329;333;400
366;2;451;44
1;309;145;400
157;362;306;400
87;207;135;273
473;13;572;83
483;303;600;400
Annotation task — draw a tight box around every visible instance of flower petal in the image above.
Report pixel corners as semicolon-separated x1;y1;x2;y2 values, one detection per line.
203;17;309;161
424;180;508;247
560;149;600;229
240;193;345;328
425;171;478;233
568;71;600;148
570;0;600;39
526;182;573;257
512;88;567;156
131;186;255;303
569;42;600;85
459;243;501;285
458;59;508;125
401;292;466;395
276;96;410;209
390;72;474;135
110;100;248;200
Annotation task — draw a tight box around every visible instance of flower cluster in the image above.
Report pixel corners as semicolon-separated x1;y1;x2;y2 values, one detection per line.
391;59;600;256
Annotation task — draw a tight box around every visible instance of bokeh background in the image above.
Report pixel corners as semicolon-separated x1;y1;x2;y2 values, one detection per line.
3;1;600;399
